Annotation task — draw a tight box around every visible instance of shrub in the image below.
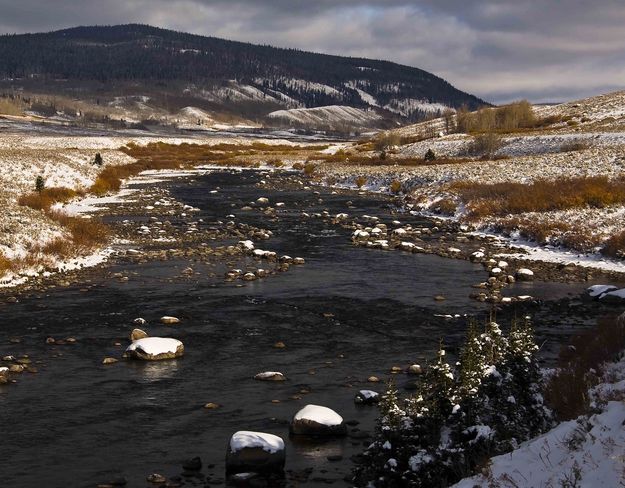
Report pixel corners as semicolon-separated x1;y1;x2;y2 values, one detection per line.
355;176;367;188
559;140;590;152
546;317;625;420
372;132;401;151
465;132;504;157
0;252;13;275
48;211;109;250
602;229;625;258
457;100;537;133
429;198;457;216
292;162;304;170
452;176;625;219
93;152;103;166
389;180;402;194
424;148;436;161
303;162;316;176
19;187;81;211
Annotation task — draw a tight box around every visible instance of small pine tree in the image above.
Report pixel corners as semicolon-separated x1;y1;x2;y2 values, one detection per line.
424;148;436;162
93;152;103;166
35;175;45;193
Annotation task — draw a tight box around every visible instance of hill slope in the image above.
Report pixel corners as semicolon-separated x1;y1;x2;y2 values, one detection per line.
0;24;486;129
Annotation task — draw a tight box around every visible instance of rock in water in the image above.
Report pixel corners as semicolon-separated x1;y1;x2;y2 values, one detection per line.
133;317;147;325
516;268;535;281
123;337;184;361
290;404;347;436
254;371;287;381
226;431;286;474
354;390;380;405
130;328;148;341
0;367;9;384
160;316;180;325
600;288;625;305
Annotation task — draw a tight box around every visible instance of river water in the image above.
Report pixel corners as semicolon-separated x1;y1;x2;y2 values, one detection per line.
0;168;602;487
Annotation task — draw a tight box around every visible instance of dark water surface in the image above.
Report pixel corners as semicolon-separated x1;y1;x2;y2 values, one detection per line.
0;169;596;487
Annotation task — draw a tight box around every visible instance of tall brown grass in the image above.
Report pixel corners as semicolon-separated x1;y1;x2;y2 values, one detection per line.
18;187;82;211
602;229;625;258
545;317;625;420
452;176;625;219
0;252;12;275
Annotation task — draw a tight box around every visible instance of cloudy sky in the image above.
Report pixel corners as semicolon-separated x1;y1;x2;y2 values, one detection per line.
1;0;624;104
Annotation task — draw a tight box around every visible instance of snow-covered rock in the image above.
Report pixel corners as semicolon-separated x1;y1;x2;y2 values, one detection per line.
470;251;485;262
516;268;534;281
587;284;617;299
124;337;184;361
160;316;180;325
0;366;9;384
599;288;625;304
238;240;255;251
254;371;287;382
226;431;286;474
290;404;346;436
354;390;380;405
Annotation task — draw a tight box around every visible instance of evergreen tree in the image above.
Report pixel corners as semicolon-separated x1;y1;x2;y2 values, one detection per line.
424;148;436;162
93;152;103;166
35;175;45;193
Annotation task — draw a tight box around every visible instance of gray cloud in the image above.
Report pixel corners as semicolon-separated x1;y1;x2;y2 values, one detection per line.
0;0;623;103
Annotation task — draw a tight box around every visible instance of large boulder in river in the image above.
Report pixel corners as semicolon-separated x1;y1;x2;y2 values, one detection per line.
123;337;184;361
354;390;380;405
586;285;618;301
290;404;346;437
226;431;285;474
599;288;625;305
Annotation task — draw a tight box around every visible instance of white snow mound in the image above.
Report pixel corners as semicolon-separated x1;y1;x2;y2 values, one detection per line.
294;404;343;426
125;337;182;356
229;431;284;454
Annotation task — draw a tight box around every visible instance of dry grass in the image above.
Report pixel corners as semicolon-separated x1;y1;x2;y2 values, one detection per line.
452;176;625;219
429;198;457;216
0;96;26;116
389;180;402;194
0;252;12;274
48;211;109;251
18;187;83;211
355;176;367;188
602;229;625;258
545;317;625;421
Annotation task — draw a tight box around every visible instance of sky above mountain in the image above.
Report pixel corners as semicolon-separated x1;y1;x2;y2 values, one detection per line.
1;0;623;104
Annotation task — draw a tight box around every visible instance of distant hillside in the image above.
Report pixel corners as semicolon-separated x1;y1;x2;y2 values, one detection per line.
0;24;487;130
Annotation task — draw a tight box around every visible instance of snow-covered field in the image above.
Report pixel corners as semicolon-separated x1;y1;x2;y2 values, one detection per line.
315;91;625;269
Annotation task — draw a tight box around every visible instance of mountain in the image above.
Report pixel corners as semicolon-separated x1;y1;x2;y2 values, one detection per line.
0;24;487;131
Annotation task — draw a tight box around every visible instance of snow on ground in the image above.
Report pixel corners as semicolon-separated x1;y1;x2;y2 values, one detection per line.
494;238;625;274
453;354;625;488
268;105;381;126
384;98;450;117
229;431;285;454
293;404;343;426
